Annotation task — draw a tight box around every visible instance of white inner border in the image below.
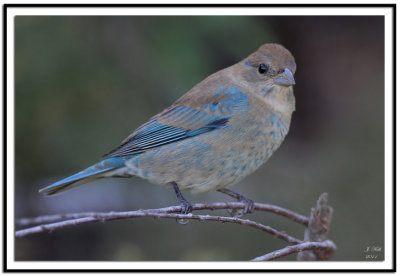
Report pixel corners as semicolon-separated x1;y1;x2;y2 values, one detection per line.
5;5;394;271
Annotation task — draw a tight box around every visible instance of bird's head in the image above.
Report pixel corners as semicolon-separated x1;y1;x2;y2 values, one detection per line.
236;43;296;113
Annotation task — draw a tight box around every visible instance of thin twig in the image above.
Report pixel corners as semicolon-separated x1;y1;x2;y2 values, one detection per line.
251;240;337;261
15;210;302;244
16;212;100;226
16;201;309;226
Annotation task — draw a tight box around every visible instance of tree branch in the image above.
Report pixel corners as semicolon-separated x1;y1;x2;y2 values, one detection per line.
251;240;337;261
16;201;309;226
15;195;335;261
15;208;302;244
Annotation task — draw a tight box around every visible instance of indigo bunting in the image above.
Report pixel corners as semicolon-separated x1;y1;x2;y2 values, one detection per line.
39;43;296;215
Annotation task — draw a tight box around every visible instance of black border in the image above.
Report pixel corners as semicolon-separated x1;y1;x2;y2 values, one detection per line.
4;3;396;273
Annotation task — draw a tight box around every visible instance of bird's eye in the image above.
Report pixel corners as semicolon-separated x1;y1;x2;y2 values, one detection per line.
258;64;268;74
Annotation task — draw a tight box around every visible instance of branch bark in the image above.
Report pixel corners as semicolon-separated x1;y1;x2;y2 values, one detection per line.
297;193;335;260
16;201;309;226
251;240;336;261
15;194;335;261
15;203;302;244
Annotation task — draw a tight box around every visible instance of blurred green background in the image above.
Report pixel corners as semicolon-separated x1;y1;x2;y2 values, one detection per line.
15;16;384;261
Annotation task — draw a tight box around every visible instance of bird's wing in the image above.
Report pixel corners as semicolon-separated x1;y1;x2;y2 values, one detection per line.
102;86;248;158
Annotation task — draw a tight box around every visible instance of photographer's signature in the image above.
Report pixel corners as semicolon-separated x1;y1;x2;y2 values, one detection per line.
364;245;382;260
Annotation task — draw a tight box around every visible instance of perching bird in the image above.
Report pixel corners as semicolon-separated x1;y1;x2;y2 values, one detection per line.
39;43;296;216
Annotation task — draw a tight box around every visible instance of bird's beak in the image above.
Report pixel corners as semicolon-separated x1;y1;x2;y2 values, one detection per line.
273;68;295;86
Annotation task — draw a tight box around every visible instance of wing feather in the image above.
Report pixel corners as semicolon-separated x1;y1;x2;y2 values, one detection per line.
103;85;249;158
102;105;230;158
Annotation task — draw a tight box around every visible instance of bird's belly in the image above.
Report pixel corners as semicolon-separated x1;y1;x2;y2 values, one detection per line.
123;119;288;193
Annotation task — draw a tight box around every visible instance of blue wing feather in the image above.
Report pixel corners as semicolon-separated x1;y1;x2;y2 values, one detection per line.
102;85;250;158
102;105;230;158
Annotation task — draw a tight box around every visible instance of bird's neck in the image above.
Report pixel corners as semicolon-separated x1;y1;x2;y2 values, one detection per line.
264;85;296;119
240;82;295;122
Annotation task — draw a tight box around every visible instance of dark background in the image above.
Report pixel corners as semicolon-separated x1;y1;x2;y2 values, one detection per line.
15;16;384;261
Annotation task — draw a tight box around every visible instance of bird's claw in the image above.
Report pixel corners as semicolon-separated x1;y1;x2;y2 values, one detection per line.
176;200;193;225
180;199;193;214
227;197;254;218
218;188;254;217
241;196;255;214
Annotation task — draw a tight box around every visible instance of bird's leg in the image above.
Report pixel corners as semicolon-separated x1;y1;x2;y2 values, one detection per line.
170;182;193;225
171;181;193;214
217;188;255;216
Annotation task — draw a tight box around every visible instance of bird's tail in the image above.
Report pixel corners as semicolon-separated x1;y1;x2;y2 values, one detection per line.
39;157;126;196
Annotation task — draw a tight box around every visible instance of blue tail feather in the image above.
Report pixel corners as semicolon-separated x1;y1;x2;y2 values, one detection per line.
39;157;126;196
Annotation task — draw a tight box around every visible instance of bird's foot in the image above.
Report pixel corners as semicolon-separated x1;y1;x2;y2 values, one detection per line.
218;188;254;217
180;198;193;214
177;198;193;225
239;194;255;214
